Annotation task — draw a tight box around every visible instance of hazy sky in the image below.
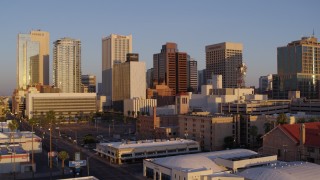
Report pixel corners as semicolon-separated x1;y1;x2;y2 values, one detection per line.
0;0;319;95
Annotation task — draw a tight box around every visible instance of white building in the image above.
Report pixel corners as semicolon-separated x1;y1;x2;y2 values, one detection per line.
112;61;146;110
26;93;96;119
189;85;258;114
102;34;132;104
143;149;277;180
95;139;200;164
0;131;42;153
0;145;31;174
124;98;157;118
53;38;81;93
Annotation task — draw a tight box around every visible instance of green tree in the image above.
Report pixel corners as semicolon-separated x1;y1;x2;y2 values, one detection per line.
137;111;140;117
58;151;69;176
249;125;258;148
309;117;316;122
8;120;19;179
297;118;306;124
131;111;135;117
276;113;288;125
264;122;272;133
127;110;131;117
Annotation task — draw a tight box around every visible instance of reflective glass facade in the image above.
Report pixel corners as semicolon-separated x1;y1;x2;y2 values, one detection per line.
17;34;39;89
274;37;320;99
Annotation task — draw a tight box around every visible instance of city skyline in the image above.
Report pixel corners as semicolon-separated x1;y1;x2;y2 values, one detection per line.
0;1;320;95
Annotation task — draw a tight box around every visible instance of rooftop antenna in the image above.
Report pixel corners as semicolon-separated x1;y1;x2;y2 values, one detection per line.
312;28;315;37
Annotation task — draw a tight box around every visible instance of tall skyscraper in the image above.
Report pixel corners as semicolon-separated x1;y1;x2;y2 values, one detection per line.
206;42;243;88
198;69;207;92
112;54;146;111
102;34;132;101
259;74;273;93
275;36;320;99
17;30;49;89
53;38;81;93
153;43;187;94
187;57;198;92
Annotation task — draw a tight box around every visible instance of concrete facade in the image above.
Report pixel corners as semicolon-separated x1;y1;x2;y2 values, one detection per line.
95;139;200;164
206;42;243;88
102;34;132;102
26;93;96;119
179;114;234;151
123;98;157;118
53;38;81;93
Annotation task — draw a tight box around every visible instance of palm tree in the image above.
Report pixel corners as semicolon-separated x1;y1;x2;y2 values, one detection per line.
58;112;64;125
45;110;56;178
29;118;38;179
58;151;69;176
8;120;19;179
277;113;288;125
68;111;72;124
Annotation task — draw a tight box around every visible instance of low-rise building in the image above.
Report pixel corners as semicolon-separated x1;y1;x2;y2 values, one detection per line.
0;131;42;153
179;114;234;151
143;149;278;180
0;145;31;173
124;98;157;118
95;138;200;164
26;93;96;119
262;122;320;164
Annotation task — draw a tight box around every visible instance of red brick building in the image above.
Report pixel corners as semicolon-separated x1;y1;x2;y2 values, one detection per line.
262;122;320;164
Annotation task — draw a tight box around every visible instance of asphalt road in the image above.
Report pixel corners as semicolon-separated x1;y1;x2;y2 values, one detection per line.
21;119;145;180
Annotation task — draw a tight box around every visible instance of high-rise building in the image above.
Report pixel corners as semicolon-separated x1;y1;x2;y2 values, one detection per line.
187;57;198;93
112;56;146;111
259;74;273;93
102;34;132;101
81;75;96;93
275;36;320;99
53;38;81;93
146;68;154;88
206;42;243;88
153;43;187;95
17;30;49;89
198;69;207;92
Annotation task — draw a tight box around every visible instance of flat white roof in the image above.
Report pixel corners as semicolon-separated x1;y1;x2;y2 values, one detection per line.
99;139;198;149
146;149;257;173
238;161;320;180
27;93;96;98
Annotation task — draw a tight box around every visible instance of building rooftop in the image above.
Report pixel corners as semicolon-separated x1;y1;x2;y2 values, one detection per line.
280;122;320;147
238;161;320;180
0;145;27;155
146;149;257;173
99;138;198;149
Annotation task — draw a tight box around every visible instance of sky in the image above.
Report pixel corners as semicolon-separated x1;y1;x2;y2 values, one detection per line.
0;0;319;96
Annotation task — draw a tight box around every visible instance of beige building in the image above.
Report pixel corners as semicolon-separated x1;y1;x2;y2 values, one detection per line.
175;92;190;114
26;93;96;119
179;114;234;151
17;30;50;89
102;34;132;102
206;42;243;88
112;61;146;110
53;38;82;93
96;139;200;164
